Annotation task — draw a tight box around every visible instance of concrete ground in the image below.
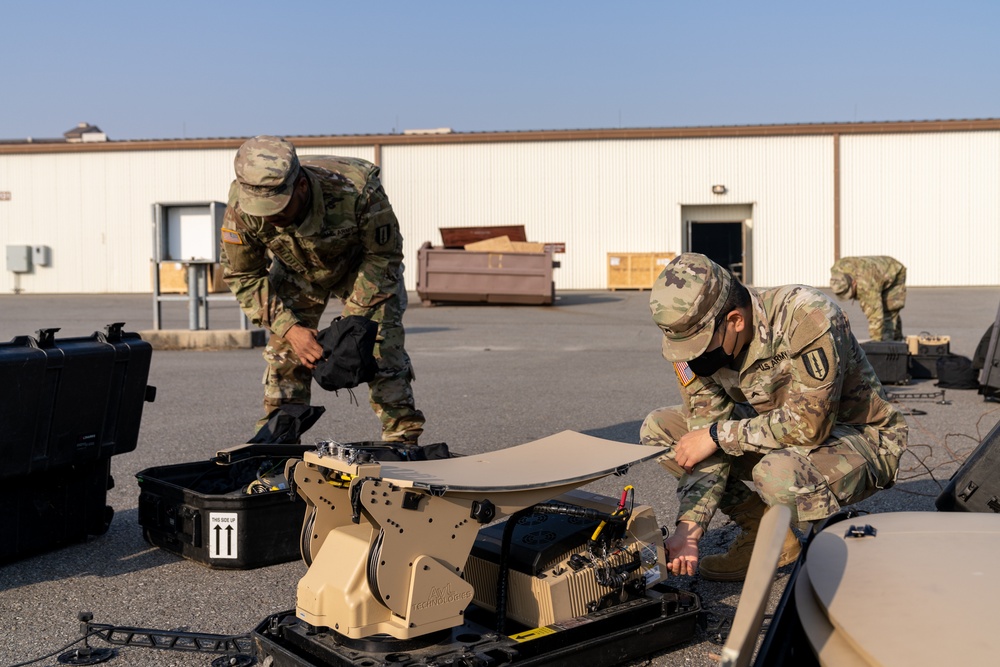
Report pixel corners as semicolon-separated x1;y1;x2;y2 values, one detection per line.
2;286;999;667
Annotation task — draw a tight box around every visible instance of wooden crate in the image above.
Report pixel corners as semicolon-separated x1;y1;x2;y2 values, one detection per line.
607;252;676;290
153;262;229;294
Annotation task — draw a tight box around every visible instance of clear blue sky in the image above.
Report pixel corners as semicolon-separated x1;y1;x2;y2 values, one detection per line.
3;1;998;141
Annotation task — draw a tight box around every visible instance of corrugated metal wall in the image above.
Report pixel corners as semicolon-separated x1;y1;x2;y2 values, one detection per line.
0;130;996;294
0;145;374;293
381;135;832;289
841;131;1000;286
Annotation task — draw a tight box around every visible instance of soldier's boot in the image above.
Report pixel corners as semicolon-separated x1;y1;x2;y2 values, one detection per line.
698;495;801;582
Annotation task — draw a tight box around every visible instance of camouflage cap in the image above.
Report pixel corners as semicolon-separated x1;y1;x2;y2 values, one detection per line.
649;253;733;362
234;135;300;216
830;271;852;296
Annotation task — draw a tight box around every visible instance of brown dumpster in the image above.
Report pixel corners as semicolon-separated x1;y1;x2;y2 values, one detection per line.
416;241;555;306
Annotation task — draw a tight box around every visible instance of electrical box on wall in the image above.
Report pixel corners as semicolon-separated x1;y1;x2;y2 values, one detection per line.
32;245;51;267
153;202;226;264
6;245;32;273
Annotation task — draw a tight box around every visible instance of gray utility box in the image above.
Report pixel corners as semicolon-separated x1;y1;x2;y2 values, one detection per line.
416;241;555;306
6;245;32;273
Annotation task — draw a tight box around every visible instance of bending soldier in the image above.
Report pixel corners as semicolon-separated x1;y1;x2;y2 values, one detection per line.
829;255;907;341
641;253;906;581
220;135;424;442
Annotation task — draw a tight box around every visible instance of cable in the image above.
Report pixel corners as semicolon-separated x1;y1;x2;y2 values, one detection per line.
496;508;534;636
889;400;1000;489
6;631;100;667
590;485;634;542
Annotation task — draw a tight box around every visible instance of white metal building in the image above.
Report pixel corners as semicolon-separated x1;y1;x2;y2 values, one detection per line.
0;118;998;294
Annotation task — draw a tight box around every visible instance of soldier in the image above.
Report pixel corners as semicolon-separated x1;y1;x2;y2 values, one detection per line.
640;253;906;581
220;135;425;442
829;255;907;341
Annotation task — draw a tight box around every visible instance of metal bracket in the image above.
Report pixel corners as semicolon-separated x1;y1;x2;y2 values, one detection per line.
844;524;877;539
886;389;950;405
80;613;253;656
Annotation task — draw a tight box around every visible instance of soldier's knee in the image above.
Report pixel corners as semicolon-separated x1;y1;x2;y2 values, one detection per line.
753;450;839;524
640;406;686;447
263;365;313;403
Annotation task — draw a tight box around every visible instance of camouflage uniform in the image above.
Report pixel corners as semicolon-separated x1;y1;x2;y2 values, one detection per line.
830;255;907;341
220;136;424;442
641;253;907;530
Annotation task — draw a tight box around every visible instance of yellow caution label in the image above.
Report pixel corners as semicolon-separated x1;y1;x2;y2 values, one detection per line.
509;626;557;642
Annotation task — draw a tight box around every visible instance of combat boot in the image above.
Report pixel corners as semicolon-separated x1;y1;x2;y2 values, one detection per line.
698;495;801;582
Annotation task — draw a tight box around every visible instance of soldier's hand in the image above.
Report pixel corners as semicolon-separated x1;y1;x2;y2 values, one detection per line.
285;324;323;370
664;521;703;577
674;428;719;473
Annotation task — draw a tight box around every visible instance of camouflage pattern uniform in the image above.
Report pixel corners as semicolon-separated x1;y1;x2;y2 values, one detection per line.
641;253;907;530
830;255;907;341
221;136;424;442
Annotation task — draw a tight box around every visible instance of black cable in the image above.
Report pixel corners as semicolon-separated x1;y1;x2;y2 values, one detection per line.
495;508;533;636
6;630;100;667
529;502;614;523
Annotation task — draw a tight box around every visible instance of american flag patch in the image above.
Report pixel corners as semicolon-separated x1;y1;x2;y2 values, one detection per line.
221;228;243;245
673;361;695;387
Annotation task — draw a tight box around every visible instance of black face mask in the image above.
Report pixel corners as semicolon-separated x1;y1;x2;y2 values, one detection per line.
687;321;735;377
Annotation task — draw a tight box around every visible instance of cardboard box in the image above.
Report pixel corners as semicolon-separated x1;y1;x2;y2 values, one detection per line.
154;263;228;294
465;236;516;252
463;237;547;254
157;262;188;293
440;225;527;248
510;241;547;253
607;252;676;290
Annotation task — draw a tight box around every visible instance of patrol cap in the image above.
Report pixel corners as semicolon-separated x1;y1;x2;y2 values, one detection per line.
234;135;300;216
830;271;852;296
649;253;733;362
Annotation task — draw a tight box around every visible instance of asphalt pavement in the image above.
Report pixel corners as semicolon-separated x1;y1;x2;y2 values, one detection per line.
2;286;999;667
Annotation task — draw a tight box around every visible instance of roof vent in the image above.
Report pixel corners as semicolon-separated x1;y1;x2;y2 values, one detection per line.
402;127;454;135
64;122;108;143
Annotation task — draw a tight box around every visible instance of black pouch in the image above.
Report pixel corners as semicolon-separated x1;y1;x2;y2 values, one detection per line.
313;315;379;391
935;354;979;390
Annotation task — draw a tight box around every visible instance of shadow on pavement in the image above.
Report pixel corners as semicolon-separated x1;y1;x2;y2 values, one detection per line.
583;420;644;443
0;509;183;592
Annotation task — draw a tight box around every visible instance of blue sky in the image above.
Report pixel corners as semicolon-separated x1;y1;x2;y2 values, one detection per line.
3;1;997;141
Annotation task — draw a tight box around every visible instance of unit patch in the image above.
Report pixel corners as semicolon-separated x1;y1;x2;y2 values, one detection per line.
375;223;391;246
221;228;243;245
802;348;829;381
673;361;696;387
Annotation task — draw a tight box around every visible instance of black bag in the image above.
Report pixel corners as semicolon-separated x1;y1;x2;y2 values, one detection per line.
313;315;379;392
935;354;979;390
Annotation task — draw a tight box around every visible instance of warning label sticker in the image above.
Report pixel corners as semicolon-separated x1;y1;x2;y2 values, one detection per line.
509;626;557;642
209;512;239;559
